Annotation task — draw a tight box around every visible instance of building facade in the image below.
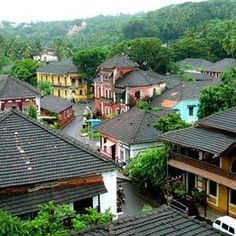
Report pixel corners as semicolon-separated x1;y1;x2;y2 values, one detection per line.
161;108;236;217
37;59;90;102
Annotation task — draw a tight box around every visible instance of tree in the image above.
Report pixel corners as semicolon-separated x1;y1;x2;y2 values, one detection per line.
73;47;108;81
11;59;42;86
154;113;190;133
128;147;168;192
38;80;52;96
136;100;150;110
109;38;177;74
27;101;37;119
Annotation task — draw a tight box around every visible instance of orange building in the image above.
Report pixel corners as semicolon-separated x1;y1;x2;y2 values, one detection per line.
161;108;236;218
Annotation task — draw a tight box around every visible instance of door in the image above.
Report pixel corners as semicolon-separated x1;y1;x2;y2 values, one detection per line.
111;145;116;161
188;173;195;194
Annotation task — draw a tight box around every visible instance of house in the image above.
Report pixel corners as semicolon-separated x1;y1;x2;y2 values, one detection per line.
95;55;167;115
0;110;117;219
76;205;220;236
161;108;236;217
150;79;221;123
95;107;171;163
40;95;75;128
202;58;236;78
33;49;58;62
37;59;90;102
0;76;41;115
177;58;213;73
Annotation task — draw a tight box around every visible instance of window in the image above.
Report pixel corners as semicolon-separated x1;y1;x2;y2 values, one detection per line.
229;227;235;234
65;90;67;97
72;90;76;95
71;78;76;86
135;91;141;99
64;78;67;85
79;90;83;96
120;150;124;162
58;89;61;97
116;109;120;115
231;160;236;173
230;189;236;205
79;79;82;84
208;180;217;197
188;105;194;117
215;220;221;226
222;223;228;231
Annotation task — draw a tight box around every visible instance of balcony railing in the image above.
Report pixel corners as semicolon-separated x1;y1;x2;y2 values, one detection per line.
170;152;236;181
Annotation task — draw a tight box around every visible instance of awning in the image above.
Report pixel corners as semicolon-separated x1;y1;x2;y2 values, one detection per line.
168;159;236;190
0;183;107;216
104;140;116;148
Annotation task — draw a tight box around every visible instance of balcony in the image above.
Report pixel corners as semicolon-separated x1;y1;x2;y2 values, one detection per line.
169;152;236;181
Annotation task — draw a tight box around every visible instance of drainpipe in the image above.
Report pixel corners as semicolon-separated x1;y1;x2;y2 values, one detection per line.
227;187;229;215
204;178;207;218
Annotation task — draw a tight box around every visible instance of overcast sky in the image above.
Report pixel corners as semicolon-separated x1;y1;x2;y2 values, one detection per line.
0;0;205;23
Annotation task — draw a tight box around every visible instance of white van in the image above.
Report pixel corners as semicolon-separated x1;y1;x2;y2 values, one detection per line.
213;216;236;235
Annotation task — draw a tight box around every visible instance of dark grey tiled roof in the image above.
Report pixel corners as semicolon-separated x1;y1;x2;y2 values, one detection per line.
0;183;106;216
98;55;139;69
41;95;74;113
202;58;236;73
177;58;213;71
0;110;116;188
197;107;236;134
115;69;164;87
95;108;171;145
76;205;220;236
163;75;182;89
160;127;235;155
37;59;79;74
151;79;221;108
185;72;213;81
0;76;41;99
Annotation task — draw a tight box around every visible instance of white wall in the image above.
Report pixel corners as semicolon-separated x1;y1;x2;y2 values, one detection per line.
93;171;117;216
35;96;41;118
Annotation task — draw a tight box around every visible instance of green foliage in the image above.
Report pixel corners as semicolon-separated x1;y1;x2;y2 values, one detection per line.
154;113;190;133
136;101;150;110
178;72;193;82
173;184;187;199
141;204;153;213
109;38;177;74
27;101;37;119
128;147;168;191
38;80;52;96
50;121;61;129
0;210;28;236
11;59;42;86
73;47;108;81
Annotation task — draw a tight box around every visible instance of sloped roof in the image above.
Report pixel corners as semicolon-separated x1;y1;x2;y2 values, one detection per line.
41;95;74;113
98;55;139;69
177;58;213;71
197;107;236;134
160;127;235;155
0;76;41;100
37;59;79;74
0;110;116;188
115;69;165;87
95;107;171;145
163;74;182;89
202;58;236;73
0;182;106;216
151;79;221;109
185;72;214;81
76;205;220;236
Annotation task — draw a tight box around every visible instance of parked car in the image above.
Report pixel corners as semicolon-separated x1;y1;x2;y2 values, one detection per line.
213;216;236;235
170;198;199;218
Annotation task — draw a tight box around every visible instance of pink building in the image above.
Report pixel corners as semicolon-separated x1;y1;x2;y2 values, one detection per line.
94;55;166;116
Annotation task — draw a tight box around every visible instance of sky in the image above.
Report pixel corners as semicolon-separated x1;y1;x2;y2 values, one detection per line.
0;0;205;23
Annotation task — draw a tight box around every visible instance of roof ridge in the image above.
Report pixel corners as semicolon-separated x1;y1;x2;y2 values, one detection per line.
10;110;117;168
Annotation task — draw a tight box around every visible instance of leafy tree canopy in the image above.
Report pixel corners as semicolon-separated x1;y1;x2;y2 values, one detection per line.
154;113;190;133
11;59;42;86
38;80;52;96
27;101;37;119
109;38;177;74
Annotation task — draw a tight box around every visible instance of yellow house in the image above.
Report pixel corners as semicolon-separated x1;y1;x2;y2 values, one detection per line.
36;59;90;101
161;108;236;218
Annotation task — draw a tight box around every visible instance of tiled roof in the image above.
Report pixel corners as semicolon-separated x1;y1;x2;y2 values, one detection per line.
160;127;235;155
76;205;220;236
0;76;41;100
151;79;220;109
0;110;116;188
202;58;236;73
41;95;74;113
197;107;236;134
0;183;106;216
185;72;214;81
115;69;164;87
37;59;79;74
98;55;139;69
95;108;171;145
177;58;213;71
163;75;182;89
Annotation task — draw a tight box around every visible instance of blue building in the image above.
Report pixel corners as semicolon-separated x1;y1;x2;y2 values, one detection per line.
151;78;220;123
